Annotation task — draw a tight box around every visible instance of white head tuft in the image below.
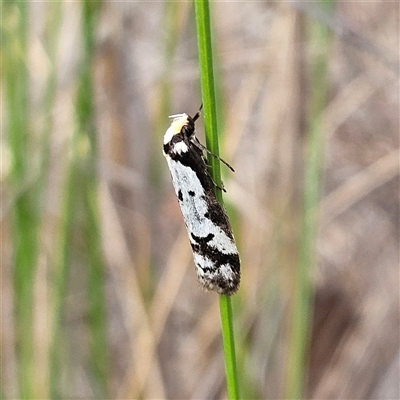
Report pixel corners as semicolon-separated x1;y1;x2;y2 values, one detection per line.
163;114;189;145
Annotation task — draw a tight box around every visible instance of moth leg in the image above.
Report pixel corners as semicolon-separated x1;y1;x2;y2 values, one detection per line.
214;182;226;192
207;170;226;192
216;180;226;192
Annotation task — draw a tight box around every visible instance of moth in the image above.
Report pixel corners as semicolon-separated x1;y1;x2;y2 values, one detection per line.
163;105;240;295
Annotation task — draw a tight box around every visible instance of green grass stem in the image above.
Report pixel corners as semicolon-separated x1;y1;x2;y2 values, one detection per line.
4;4;36;397
49;2;108;397
194;1;240;398
194;0;223;195
79;3;109;394
285;4;334;398
49;155;75;399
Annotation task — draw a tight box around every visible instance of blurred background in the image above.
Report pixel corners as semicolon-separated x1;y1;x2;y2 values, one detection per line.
2;1;399;399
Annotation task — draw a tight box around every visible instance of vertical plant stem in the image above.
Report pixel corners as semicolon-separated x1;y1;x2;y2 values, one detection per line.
0;7;61;399
194;0;222;193
219;295;240;399
285;3;334;398
4;4;36;398
49;159;75;399
82;7;109;396
158;0;183;126
50;2;108;397
194;1;239;399
79;1;109;396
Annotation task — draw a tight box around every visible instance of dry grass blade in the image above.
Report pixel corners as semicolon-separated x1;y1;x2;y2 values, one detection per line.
321;149;399;225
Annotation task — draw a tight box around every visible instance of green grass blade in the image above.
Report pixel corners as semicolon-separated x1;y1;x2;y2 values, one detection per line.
49;159;75;399
285;3;334;398
4;3;62;397
219;295;240;399
4;4;36;397
158;0;184;127
78;2;109;396
194;0;222;197
49;2;108;397
194;1;239;398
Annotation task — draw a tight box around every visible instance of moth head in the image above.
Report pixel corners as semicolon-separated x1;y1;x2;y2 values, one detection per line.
164;113;195;145
163;105;202;148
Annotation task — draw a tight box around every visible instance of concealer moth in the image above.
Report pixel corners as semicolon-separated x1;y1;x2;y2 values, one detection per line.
163;105;240;295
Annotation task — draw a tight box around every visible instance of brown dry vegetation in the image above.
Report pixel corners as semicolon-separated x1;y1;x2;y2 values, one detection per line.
2;2;399;399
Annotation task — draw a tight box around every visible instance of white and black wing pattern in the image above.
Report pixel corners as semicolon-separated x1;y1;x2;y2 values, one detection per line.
163;109;240;295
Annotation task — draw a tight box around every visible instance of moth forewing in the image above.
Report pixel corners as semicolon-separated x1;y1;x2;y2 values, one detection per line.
163;109;240;295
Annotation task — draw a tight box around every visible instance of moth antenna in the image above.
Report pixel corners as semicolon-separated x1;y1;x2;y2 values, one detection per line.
190;104;235;172
192;137;235;172
192;103;203;122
